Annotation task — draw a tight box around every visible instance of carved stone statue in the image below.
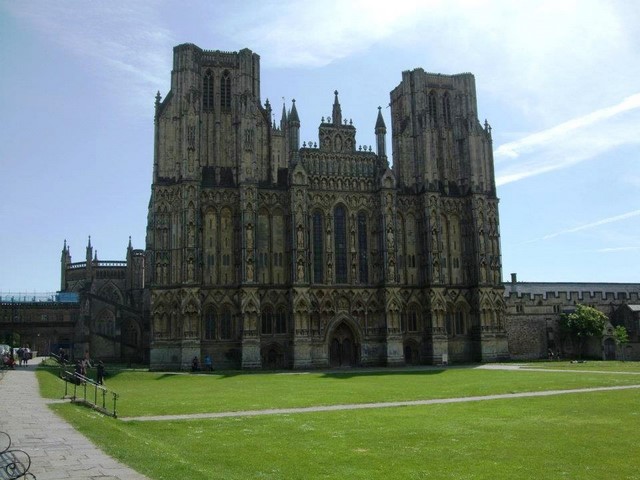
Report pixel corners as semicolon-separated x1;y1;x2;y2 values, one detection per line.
246;260;254;281
297;261;304;281
246;224;254;250
297;225;304;249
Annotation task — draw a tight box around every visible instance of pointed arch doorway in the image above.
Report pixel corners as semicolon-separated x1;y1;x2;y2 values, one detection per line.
329;322;358;367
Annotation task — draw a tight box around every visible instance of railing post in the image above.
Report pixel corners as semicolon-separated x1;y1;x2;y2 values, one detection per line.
112;393;118;418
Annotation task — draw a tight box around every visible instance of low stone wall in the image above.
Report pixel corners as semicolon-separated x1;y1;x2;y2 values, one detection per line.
505;316;547;360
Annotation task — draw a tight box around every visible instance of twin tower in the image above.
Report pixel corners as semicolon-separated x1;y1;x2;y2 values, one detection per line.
146;43;507;370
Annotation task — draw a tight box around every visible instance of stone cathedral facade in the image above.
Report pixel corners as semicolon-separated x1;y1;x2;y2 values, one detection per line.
146;43;509;370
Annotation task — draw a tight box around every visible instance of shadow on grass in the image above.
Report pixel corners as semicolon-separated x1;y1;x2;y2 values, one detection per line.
39;359;487;383
320;367;449;379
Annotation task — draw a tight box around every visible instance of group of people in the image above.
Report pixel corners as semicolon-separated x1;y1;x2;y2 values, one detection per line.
191;355;214;372
16;346;32;366
1;346;31;369
548;348;561;360
73;356;106;385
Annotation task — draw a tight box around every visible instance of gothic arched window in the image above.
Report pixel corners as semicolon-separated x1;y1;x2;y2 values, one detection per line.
312;212;324;283
455;309;466;335
357;212;368;283
334;205;347;283
95;309;115;337
443;92;452;126
261;307;273;335
204;308;217;340
203;69;214;111
221;70;231;111
275;306;287;334
428;91;438;125
220;307;232;339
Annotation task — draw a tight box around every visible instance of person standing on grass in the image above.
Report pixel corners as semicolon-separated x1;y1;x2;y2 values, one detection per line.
191;356;200;372
204;355;213;371
96;361;105;385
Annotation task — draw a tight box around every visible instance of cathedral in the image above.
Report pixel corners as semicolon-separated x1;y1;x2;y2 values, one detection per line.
146;43;508;370
3;43;638;368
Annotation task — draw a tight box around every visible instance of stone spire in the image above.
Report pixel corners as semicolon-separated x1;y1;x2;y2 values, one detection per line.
280;101;287;130
86;235;93;263
332;90;342;126
288;99;300;151
375;106;387;157
289;99;300;124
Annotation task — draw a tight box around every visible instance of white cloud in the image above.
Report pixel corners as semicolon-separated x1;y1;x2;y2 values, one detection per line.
494;93;640;185
222;0;428;68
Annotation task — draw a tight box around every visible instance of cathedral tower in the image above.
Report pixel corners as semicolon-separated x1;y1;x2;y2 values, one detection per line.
390;69;508;362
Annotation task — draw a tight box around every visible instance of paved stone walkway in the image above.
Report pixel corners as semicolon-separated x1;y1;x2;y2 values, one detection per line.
0;359;150;480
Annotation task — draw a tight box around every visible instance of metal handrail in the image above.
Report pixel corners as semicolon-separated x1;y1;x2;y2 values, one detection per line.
61;371;119;418
0;431;36;479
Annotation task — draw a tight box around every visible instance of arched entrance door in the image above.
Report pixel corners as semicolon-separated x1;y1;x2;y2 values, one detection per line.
329;322;357;367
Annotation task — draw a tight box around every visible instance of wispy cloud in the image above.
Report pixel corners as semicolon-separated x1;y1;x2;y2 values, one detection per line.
5;2;175;113
592;246;640;253
224;0;427;68
530;209;640;242
494;93;640;185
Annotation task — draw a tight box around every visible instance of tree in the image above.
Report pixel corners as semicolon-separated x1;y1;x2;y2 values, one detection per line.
613;325;630;361
560;304;607;359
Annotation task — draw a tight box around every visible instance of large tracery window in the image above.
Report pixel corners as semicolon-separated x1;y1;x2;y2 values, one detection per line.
401;307;419;333
260;306;287;335
357;212;368;283
312;212;324;283
203;69;214;111
221;70;231;111
334;206;347;283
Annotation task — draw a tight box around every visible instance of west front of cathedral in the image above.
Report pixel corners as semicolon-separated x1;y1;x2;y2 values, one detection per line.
146;43;508;370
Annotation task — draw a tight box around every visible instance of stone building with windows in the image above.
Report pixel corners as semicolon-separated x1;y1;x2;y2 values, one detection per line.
0;237;147;363
145;43;508;370
503;275;640;361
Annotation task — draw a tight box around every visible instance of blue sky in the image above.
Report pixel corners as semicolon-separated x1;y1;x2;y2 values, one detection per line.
1;0;639;293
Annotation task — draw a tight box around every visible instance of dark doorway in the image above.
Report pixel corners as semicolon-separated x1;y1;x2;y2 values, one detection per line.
404;343;418;365
262;345;285;369
329;322;357;367
603;338;616;360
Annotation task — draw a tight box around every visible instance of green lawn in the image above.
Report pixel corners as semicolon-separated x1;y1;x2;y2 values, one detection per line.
37;362;640;417
520;360;640;372
37;362;640;479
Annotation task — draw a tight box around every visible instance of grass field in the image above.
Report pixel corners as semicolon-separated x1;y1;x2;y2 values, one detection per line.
37;362;640;479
